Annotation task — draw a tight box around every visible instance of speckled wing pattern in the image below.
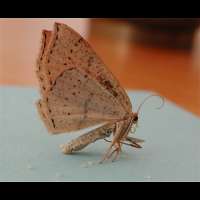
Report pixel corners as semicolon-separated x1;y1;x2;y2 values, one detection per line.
36;22;132;134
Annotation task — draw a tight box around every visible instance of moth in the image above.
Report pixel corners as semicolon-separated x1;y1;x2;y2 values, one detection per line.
36;22;163;163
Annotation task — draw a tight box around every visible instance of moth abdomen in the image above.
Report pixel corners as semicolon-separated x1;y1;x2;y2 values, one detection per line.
61;123;115;154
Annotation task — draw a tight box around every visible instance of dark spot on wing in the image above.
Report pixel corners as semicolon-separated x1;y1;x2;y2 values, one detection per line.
51;119;56;128
88;56;93;67
59;72;64;77
112;91;118;97
97;76;118;97
104;80;113;89
78;38;83;43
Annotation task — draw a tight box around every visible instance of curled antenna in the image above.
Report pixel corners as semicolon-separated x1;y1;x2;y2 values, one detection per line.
136;94;164;115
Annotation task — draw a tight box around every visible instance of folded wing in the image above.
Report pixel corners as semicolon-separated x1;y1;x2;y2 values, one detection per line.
37;67;127;134
36;22;133;134
40;22;132;113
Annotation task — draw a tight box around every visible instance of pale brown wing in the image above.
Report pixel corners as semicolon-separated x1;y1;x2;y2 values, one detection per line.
35;30;52;95
37;67;127;134
41;22;132;114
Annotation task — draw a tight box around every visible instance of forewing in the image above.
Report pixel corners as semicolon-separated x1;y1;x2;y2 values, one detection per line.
41;22;132;113
38;67;127;134
36;30;52;95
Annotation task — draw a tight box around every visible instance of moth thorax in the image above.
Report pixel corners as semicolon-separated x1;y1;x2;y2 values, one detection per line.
129;112;138;134
130;123;136;134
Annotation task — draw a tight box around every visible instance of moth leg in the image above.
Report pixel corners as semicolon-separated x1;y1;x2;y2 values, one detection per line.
125;136;144;148
112;143;122;162
99;121;123;163
126;136;145;144
104;137;144;148
107;148;117;159
99;144;113;163
106;142;122;162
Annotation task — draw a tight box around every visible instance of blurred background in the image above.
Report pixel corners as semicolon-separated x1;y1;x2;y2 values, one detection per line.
0;18;200;116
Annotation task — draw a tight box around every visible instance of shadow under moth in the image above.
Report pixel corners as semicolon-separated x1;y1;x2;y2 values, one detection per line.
35;22;164;163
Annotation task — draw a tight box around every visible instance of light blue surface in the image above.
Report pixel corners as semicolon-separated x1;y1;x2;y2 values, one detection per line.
0;86;200;182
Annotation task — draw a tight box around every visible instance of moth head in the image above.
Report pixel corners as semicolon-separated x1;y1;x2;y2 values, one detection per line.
132;112;138;124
